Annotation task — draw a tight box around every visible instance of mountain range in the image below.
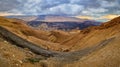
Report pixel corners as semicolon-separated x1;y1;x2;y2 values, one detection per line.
7;15;89;22
0;16;120;67
7;15;101;31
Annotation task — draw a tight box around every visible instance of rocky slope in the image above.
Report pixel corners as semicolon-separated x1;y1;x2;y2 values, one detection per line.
0;16;120;67
0;16;71;51
34;16;120;67
61;16;120;51
0;16;68;67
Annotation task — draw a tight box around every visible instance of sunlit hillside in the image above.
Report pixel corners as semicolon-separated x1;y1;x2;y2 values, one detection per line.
0;15;120;67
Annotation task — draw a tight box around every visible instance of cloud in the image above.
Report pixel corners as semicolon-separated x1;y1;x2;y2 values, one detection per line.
10;0;70;15
81;8;108;16
76;14;120;22
0;0;21;11
100;0;118;8
76;16;94;20
70;0;100;7
0;0;119;21
0;12;24;16
46;4;84;15
99;14;120;20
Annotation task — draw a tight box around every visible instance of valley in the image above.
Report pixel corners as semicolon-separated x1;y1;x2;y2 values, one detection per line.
0;16;120;67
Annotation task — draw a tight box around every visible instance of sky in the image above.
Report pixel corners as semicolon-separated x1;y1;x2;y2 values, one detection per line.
0;0;120;21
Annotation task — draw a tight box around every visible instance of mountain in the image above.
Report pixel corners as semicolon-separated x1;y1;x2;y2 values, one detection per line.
7;15;87;22
0;16;72;66
28;20;101;31
31;16;120;67
0;16;70;51
35;15;89;22
0;16;120;67
6;15;38;21
6;15;101;31
61;16;120;50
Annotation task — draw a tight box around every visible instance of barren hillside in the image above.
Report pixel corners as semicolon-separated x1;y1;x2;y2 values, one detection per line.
0;16;70;51
61;16;120;51
41;16;120;67
0;16;120;67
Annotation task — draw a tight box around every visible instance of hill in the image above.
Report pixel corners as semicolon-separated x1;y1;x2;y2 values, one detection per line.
45;16;120;67
61;16;120;51
0;16;120;67
0;16;70;51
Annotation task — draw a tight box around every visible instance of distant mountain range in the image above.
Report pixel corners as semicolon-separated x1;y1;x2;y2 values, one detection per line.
28;20;101;31
6;15;101;30
7;15;86;22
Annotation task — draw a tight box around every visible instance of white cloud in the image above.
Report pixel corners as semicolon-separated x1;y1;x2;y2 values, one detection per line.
89;8;108;13
70;0;81;4
0;0;120;19
47;4;84;15
0;12;24;16
100;0;119;8
81;7;108;17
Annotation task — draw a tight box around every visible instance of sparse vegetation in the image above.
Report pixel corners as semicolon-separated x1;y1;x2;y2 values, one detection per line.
25;57;41;64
